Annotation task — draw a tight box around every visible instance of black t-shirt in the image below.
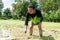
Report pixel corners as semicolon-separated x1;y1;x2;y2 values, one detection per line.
25;9;43;26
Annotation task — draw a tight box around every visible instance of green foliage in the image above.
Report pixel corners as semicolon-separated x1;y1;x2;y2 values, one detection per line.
12;1;38;19
49;11;56;22
32;16;41;24
12;1;29;19
0;12;2;17
54;8;60;22
2;8;12;19
30;0;38;8
40;0;60;22
43;10;60;22
42;12;50;21
1;0;59;22
20;1;29;17
0;0;3;10
12;2;23;19
0;0;3;17
4;8;11;16
40;0;60;12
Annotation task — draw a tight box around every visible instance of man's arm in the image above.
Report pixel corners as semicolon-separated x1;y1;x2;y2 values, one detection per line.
38;10;43;21
25;13;30;33
25;13;30;26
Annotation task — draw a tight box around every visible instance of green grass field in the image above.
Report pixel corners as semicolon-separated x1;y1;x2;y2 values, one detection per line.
0;20;60;40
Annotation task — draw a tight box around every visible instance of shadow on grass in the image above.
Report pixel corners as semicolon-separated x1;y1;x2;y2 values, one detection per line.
41;35;55;40
32;35;55;40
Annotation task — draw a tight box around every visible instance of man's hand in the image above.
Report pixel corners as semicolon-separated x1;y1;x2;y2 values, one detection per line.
25;30;27;33
25;25;28;33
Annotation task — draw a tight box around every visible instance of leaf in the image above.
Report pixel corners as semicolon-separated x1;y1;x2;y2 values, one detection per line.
32;16;41;24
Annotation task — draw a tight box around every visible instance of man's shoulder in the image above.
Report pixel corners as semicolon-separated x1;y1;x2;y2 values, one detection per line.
36;9;41;13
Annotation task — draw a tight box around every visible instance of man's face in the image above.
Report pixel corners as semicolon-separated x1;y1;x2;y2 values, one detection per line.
28;8;35;14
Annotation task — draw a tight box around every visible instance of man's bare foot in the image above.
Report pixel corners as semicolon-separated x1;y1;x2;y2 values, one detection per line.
25;31;27;33
40;34;42;37
30;33;32;36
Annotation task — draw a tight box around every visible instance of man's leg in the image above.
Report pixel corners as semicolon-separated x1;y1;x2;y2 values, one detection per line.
38;22;42;37
30;22;34;36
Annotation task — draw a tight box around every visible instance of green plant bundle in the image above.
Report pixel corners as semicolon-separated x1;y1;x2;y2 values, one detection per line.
32;16;41;24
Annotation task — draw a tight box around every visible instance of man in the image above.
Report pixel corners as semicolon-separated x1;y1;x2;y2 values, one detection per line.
25;4;43;37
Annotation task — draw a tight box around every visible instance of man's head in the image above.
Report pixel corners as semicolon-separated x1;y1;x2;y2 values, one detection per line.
28;4;36;14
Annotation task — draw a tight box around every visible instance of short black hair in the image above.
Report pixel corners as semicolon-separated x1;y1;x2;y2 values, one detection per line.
28;4;35;9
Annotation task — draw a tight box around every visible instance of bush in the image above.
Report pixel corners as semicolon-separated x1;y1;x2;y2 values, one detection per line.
12;1;29;19
42;9;60;22
54;8;60;22
12;1;38;19
42;12;50;22
49;11;56;22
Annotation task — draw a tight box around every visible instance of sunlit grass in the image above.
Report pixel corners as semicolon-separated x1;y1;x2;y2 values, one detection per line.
0;20;60;28
0;20;24;28
0;20;60;40
42;22;60;29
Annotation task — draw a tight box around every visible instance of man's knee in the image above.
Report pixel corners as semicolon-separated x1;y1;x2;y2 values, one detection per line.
38;22;42;29
30;26;33;29
39;22;42;26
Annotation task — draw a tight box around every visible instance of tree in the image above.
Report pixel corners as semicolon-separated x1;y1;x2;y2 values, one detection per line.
0;0;3;17
15;0;22;2
12;2;24;19
54;8;60;22
3;8;12;19
49;11;56;22
39;0;60;22
12;0;38;19
39;0;60;13
30;0;38;8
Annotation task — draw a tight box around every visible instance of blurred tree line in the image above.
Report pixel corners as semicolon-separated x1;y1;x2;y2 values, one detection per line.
40;0;60;22
0;0;60;22
0;0;3;18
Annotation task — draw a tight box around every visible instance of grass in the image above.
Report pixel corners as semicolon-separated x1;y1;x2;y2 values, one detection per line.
0;20;60;40
42;22;60;29
0;20;24;28
0;20;60;28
